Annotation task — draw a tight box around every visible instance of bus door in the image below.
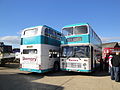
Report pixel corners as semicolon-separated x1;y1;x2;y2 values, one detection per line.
48;50;54;68
48;50;59;69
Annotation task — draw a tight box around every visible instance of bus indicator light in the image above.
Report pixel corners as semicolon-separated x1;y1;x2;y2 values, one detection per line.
27;46;33;48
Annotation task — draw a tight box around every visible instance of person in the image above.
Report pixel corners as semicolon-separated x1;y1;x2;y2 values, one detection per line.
110;52;120;82
103;54;109;71
98;56;103;71
108;54;113;73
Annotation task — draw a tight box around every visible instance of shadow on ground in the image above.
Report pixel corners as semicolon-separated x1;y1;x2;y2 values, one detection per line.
0;63;19;69
0;73;63;90
43;69;110;77
0;63;110;77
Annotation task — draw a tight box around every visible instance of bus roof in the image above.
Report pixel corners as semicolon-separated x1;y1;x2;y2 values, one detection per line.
62;23;89;28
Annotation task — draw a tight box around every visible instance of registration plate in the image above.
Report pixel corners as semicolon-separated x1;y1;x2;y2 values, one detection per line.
67;63;81;68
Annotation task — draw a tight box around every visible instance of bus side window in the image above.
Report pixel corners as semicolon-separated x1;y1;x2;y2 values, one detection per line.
49;50;52;58
53;50;60;58
53;50;57;58
48;29;53;38
57;33;61;40
54;32;57;39
45;28;49;37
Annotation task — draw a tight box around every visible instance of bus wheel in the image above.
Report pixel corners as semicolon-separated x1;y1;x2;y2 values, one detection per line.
53;62;60;72
0;60;5;66
93;60;97;72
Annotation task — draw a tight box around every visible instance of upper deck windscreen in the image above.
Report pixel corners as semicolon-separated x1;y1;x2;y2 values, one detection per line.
24;28;38;36
62;26;88;36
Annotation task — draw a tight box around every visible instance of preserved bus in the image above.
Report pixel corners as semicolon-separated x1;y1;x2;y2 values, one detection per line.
60;23;102;72
103;47;120;62
20;25;62;73
102;47;120;71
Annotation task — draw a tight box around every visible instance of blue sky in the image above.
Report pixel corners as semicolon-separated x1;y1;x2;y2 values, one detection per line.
0;0;120;47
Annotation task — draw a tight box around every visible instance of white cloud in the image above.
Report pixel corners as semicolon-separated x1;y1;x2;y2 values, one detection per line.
101;37;120;42
0;36;120;47
0;36;20;46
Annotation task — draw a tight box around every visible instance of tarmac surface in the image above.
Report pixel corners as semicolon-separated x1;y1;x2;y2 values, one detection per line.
0;63;120;90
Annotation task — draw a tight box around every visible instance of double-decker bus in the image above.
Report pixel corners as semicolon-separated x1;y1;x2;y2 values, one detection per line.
102;47;120;71
103;47;120;61
60;23;102;73
20;25;62;73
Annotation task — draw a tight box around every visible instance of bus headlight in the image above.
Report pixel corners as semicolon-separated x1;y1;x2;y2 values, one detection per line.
19;64;22;68
62;59;64;61
83;63;87;66
0;54;3;57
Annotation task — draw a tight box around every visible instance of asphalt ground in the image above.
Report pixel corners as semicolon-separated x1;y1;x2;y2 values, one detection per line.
0;63;120;90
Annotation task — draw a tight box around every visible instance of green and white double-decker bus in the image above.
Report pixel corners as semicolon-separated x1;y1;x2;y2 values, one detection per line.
60;23;102;73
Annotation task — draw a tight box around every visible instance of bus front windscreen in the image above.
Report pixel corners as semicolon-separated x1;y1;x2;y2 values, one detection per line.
61;46;90;58
74;46;90;58
62;46;73;57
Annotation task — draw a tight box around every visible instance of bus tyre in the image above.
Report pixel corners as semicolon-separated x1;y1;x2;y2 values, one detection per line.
94;60;97;72
0;60;5;66
53;62;60;72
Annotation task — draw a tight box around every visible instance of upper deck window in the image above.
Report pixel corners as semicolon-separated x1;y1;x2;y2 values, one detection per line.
62;27;73;36
45;28;61;40
62;25;88;36
24;28;38;36
45;28;49;36
74;26;88;34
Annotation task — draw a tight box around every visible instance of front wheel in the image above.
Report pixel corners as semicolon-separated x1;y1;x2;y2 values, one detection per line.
53;62;60;72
